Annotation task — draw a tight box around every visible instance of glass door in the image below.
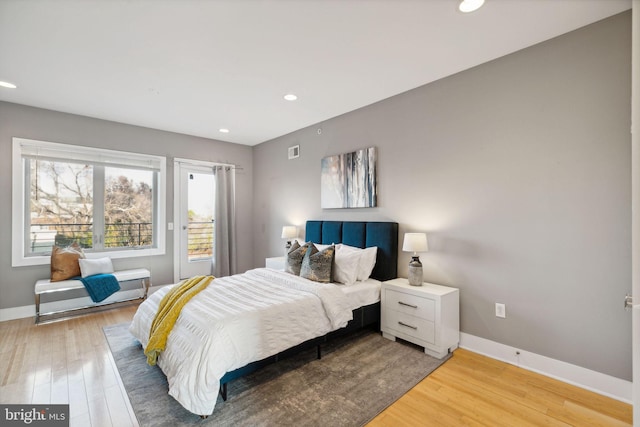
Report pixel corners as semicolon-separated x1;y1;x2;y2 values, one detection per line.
178;165;215;279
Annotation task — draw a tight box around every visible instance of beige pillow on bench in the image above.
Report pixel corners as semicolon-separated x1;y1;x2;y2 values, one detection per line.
50;243;85;282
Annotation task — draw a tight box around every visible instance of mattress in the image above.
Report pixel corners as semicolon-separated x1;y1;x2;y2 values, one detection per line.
339;278;381;310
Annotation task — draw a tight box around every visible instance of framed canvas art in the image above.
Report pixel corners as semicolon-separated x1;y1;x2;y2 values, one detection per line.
321;147;377;208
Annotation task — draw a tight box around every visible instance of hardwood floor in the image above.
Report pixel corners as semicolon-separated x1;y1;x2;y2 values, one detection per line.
0;306;139;427
0;306;633;426
368;349;632;427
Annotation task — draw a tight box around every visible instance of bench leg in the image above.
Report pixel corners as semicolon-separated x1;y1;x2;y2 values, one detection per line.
35;293;40;324
142;277;150;299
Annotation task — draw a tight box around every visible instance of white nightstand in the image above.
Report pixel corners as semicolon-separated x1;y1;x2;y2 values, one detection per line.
381;278;459;359
265;256;285;270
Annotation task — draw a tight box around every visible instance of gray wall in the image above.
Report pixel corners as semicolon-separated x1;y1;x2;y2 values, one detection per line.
0;101;254;310
252;12;632;380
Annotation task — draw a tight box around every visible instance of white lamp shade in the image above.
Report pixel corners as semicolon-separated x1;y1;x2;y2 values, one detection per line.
459;0;485;13
402;233;428;253
281;226;298;239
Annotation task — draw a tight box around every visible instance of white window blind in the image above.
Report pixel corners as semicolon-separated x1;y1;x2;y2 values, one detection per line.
18;139;163;171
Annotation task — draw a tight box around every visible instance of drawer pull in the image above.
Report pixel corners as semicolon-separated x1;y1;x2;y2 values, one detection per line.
398;301;418;309
398;321;417;330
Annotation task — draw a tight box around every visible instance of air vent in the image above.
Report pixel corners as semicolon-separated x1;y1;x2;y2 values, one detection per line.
288;145;300;160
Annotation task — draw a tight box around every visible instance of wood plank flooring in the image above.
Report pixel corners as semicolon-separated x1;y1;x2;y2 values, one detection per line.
0;306;633;426
368;348;632;427
0;306;139;427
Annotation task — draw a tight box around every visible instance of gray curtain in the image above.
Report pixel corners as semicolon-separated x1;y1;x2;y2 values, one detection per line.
212;165;237;277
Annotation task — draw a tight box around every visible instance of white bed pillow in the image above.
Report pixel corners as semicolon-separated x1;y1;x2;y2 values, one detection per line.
356;246;378;281
337;245;378;281
333;249;361;285
79;257;114;278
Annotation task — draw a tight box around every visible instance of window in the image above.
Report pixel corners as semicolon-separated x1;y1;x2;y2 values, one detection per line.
12;138;166;266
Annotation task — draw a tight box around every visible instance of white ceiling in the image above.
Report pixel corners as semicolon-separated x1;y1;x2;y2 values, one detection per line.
0;0;631;146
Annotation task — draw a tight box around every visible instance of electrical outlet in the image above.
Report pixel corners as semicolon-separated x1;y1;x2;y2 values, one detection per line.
495;303;506;318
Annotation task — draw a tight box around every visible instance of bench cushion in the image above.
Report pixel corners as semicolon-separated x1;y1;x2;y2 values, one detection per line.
36;268;150;295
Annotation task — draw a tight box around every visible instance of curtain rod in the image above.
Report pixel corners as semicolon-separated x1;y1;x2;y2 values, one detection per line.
173;157;242;170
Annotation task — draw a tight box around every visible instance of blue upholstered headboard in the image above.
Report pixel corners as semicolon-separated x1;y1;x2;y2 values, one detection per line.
305;221;398;282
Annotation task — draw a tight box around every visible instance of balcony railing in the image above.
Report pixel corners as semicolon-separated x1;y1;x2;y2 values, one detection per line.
30;222;152;253
30;221;214;260
187;221;214;261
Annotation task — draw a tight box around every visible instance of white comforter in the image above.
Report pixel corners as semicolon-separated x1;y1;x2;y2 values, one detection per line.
129;268;353;415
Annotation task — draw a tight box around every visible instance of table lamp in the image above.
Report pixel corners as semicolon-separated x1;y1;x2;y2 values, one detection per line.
402;232;428;286
281;226;298;256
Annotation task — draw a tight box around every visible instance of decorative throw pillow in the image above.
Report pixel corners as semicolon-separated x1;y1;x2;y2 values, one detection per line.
296;239;333;252
50;243;85;282
284;241;310;276
314;243;333;251
300;244;335;283
79;257;114;278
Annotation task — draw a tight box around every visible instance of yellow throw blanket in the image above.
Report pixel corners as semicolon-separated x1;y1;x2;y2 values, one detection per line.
145;275;214;366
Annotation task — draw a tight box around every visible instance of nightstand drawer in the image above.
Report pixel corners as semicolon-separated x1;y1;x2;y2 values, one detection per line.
384;310;435;344
385;288;435;321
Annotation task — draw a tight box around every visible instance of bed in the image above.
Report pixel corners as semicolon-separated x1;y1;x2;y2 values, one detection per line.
129;220;398;416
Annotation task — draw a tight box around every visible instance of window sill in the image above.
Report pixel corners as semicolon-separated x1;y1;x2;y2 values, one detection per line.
12;247;166;267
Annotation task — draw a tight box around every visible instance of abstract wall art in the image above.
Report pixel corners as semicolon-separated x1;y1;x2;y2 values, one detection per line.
321;147;377;209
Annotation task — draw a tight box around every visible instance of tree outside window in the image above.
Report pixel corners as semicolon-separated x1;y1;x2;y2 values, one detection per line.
29;160;154;253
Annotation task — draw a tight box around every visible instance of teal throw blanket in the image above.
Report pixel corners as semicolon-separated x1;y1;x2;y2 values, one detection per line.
80;273;121;303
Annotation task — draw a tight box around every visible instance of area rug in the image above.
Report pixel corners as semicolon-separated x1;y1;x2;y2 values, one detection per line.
104;323;450;427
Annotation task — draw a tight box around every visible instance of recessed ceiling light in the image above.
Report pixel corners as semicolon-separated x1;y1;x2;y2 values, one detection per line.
0;81;17;89
219;128;230;133
459;0;484;13
284;94;298;101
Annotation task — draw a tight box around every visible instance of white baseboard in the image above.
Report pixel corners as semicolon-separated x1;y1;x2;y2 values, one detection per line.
0;305;35;322
460;332;632;404
0;285;165;322
1;300;631;404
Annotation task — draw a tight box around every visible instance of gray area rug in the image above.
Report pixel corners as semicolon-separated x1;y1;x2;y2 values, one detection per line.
104;323;450;427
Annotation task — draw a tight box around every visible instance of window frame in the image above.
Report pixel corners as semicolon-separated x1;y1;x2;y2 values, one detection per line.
12;138;166;267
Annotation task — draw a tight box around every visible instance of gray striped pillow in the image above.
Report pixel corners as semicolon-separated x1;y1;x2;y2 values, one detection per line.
300;244;335;283
284;241;309;276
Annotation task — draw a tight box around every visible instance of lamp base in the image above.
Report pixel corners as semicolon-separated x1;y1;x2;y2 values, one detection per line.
407;256;423;286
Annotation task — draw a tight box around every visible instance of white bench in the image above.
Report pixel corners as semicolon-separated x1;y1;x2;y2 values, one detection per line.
35;268;151;324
